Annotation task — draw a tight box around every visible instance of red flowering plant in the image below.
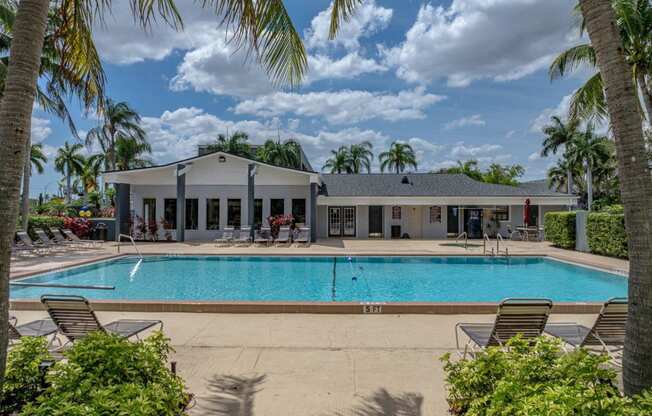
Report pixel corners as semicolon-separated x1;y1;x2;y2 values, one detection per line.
159;217;173;241
147;219;159;241
63;217;92;239
266;214;294;238
132;215;147;240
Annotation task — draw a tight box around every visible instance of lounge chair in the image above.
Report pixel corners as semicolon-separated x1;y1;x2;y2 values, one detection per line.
15;231;49;254
233;226;252;245
455;298;553;358
11;240;38;257
214;227;235;246
294;227;310;246
51;228;85;248
34;229;66;251
545;297;627;364
9;317;59;345
62;229;101;248
255;227;272;246
275;226;290;246
41;294;163;343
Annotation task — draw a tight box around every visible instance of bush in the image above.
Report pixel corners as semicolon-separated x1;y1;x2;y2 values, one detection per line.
21;331;190;416
587;212;628;258
544;211;576;249
0;337;52;414
442;336;652;415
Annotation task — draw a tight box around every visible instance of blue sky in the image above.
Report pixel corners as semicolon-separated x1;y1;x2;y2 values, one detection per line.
30;0;589;196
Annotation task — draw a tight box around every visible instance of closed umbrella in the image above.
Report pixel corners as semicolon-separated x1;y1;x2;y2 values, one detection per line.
523;199;531;227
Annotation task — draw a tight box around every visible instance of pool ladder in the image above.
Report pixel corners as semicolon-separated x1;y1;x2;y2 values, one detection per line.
117;234;143;259
455;232;468;249
483;234;494;256
496;234;509;257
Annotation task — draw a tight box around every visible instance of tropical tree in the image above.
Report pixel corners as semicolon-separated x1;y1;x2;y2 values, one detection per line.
566;127;613;210
322;146;352;174
19;143;48;225
379;142;417;174
541;116;581;194
547;158;581;194
79;154;103;195
437;159;484;181
256;139;301;168
482;163;525;186
207;131;252;157
348;141;373;173
86;99;146;171
114;136;153;170
579;0;652;395
28;143;47;175
54;141;84;203
550;0;652;122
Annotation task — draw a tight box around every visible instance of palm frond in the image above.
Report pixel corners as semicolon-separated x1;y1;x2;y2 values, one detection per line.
328;0;363;39
569;72;608;123
549;43;596;80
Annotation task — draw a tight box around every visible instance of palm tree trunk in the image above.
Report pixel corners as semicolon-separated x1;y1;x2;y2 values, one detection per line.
0;0;50;384
66;168;71;203
579;0;652;396
586;162;593;211
566;168;574;196
21;135;32;231
637;72;652;122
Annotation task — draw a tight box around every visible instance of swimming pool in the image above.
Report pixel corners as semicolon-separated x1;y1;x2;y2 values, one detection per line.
10;256;626;303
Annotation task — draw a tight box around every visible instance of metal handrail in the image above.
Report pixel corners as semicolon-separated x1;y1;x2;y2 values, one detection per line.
10;282;115;290
117;234;143;259
483;233;493;255
455;232;468;249
496;233;509;257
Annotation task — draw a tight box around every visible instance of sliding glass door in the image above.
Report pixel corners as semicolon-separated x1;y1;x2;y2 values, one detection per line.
328;206;356;237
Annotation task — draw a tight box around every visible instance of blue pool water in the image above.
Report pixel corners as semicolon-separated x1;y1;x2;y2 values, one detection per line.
10;256;626;302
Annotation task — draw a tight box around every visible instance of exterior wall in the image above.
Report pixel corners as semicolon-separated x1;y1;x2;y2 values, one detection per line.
356;205;369;239
131;184;310;241
317;205;328;239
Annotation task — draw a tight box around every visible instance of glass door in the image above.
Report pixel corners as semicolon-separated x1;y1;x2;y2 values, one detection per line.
328;207;341;237
342;206;356;237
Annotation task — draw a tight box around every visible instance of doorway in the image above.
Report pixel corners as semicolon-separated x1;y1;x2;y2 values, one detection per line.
464;209;484;238
368;206;383;238
447;206;459;236
328;206;356;237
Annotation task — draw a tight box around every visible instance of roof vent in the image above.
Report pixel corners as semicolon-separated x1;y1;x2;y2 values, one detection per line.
401;175;410;184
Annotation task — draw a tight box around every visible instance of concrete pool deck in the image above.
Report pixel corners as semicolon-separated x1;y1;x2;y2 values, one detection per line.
9;309;599;415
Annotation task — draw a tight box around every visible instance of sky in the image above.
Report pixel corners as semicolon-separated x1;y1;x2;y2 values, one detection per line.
29;0;591;196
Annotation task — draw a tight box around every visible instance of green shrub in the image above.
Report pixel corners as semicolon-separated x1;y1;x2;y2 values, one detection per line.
0;337;52;414
544;211;576;249
21;331;190;416
442;336;652;415
587;212;628;258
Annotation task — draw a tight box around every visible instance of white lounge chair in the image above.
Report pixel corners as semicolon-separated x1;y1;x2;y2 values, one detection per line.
214;227;235;246
255;227;272;246
233;226;252;245
275;226;290;246
294;227;310;246
62;229;101;248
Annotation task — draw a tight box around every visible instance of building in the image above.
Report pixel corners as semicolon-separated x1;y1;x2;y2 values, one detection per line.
103;150;577;242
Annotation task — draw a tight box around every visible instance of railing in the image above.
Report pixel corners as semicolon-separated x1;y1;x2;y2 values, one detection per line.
455;232;468;249
496;233;509;257
10;282;115;290
483;233;494;256
117;234;143;259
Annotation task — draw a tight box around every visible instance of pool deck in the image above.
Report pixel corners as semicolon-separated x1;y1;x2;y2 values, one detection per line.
9;309;598;415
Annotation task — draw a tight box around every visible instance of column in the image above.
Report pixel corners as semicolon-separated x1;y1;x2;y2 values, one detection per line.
176;164;186;242
247;163;256;239
115;183;130;241
310;182;318;242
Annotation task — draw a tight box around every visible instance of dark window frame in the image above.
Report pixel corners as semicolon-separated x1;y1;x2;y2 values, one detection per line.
163;199;177;229
185;198;199;230
292;198;306;224
206;198;220;230
270;198;285;217
227;199;242;228
254;199;263;227
143;198;156;224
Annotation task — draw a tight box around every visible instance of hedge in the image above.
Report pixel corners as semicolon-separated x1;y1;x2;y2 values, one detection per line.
587;212;628;258
544;211;576;249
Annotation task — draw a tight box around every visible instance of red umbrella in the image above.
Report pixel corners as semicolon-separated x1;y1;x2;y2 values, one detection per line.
523;199;531;227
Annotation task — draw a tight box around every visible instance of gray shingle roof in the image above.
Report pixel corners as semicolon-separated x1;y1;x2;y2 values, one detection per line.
319;174;571;197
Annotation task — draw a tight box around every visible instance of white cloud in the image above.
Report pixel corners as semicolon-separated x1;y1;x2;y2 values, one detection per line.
304;0;393;51
382;0;579;87
450;143;503;158
528;152;542;161
306;52;387;83
288;118;301;131
444;114;485;130
505;129;517;139
31;116;52;143
232;87;446;124
530;94;572;132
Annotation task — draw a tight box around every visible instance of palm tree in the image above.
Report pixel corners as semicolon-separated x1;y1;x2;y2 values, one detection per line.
348;141;373;173
547;158;581;194
482;163;525;186
79;154;103;196
86;99;146;171
322;146;352;174
0;0;350;382
207;131;252;157
29;144;47;175
256;139;301;168
579;0;652;394
541;116;581;195
114;136;153;170
19;143;48;229
379;142;418;174
54;141;84;203
438;160;484;181
550;0;652;122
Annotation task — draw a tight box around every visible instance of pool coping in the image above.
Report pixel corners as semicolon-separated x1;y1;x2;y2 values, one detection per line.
10;253;622;314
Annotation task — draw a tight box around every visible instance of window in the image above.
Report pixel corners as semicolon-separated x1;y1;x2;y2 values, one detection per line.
392;206;401;220
253;199;263;227
270;198;285;217
185;199;198;230
494;206;510;221
206;199;220;230
429;206;442;223
227;199;241;228
292;199;306;224
143;199;156;224
164;199;177;229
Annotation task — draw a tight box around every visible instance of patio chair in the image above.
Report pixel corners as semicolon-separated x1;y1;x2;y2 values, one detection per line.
275;226;291;246
294;227;310;246
34;229;67;251
15;231;49;254
214;227;235;246
11;240;38;257
62;229;102;248
233;226;252;245
545;297;627;364
255;227;272;246
455;298;553;358
51;228;86;249
41;294;163;343
9;317;59;345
